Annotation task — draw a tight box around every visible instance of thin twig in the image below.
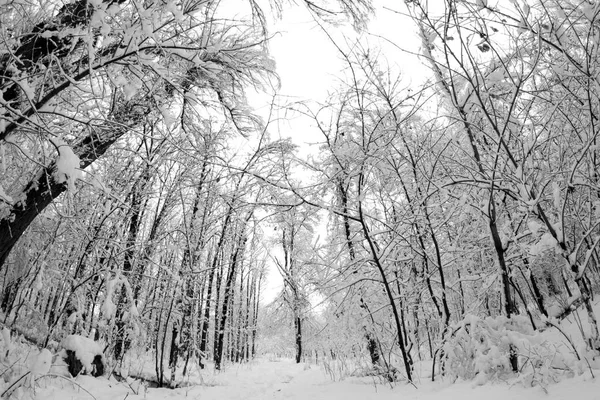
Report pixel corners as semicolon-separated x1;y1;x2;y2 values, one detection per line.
544;320;580;360
1;371;29;398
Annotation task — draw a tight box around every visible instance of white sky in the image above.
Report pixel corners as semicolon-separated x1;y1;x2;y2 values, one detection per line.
249;0;426;146
248;0;431;305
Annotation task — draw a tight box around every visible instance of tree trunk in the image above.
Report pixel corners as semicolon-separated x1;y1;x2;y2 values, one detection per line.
214;235;247;370
295;315;302;363
358;203;413;381
251;271;262;359
488;202;518;372
114;165;151;361
198;194;239;368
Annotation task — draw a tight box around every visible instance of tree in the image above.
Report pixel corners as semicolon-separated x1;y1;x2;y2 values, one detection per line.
0;0;275;271
405;0;600;360
292;45;434;381
272;204;316;363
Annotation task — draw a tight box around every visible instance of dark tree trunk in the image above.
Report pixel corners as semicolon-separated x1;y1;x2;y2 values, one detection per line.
529;269;548;317
242;270;252;362
295;315;302;363
214;235;247;370
211;255;224;362
457;270;466;316
251;272;261;359
365;331;380;366
198;252;217;369
169;324;179;384
358;203;413;381
114;165;151;361
488;203;518;372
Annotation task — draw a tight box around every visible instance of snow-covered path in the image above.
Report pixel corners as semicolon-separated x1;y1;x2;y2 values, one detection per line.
195;360;397;400
38;358;599;400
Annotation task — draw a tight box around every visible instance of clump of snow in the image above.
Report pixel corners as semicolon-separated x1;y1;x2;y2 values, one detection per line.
547;304;563;319
33;265;44;292
60;335;104;374
49;138;82;191
102;277;119;321
112;74;128;87
552;181;562;209
528;232;557;256
102;295;116;321
18;79;35;101
0;328;11;362
1;142;5;174
487;68;504;83
29;348;52;376
527;220;542;235
122;77;143;100
159;104;178;128
0;184;12;204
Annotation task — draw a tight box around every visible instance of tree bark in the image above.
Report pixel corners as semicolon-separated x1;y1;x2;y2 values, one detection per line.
295;315;302;363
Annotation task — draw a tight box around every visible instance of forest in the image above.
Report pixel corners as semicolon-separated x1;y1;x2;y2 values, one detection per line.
0;0;600;398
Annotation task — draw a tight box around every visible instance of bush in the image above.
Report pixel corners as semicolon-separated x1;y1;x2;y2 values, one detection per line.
442;315;569;386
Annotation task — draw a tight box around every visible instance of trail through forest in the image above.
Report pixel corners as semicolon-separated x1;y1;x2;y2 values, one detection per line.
37;357;598;400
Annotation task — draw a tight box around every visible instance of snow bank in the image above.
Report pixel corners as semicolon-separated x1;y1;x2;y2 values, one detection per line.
36;356;600;400
0;184;12;204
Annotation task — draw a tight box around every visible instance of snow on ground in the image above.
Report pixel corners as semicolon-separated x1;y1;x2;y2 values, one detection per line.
26;301;600;399
36;356;599;400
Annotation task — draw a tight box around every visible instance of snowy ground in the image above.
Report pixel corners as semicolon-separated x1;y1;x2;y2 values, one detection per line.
35;356;598;400
11;300;600;399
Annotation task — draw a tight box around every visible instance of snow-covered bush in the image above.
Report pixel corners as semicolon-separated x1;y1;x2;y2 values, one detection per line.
60;335;105;377
442;314;573;386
